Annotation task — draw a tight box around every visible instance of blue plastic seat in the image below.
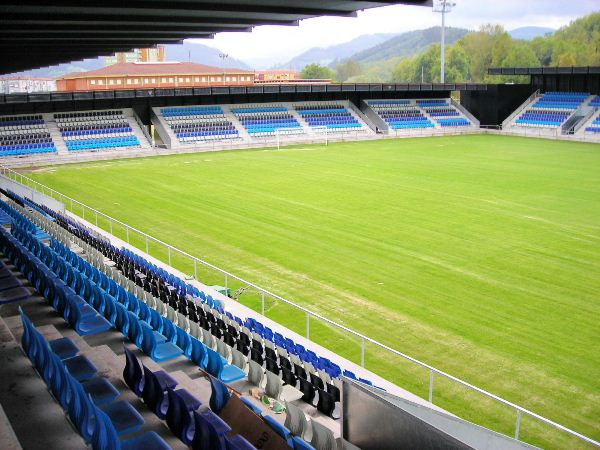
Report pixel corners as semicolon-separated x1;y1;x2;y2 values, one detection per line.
82;376;120;406
187;336;208;369
292;436;316;450
225;434;257;450
192;410;231;450
63;354;98;382
240;397;262;416
166;388;196;445
141;323;183;362
66;293;111;336
92;406;171;450
206;347;246;383
263;415;293;446
209;376;231;414
101;400;145;436
142;366;169;419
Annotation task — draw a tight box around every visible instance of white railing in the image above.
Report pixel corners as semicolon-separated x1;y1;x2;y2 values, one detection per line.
1;165;598;449
501;89;540;129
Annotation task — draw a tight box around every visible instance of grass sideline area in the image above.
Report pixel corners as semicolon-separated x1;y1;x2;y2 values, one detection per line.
25;134;600;448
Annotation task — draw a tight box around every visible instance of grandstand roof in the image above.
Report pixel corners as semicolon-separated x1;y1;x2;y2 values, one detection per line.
0;1;432;75
58;62;253;80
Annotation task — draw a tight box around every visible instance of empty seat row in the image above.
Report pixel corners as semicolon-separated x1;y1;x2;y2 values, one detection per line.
15;308;170;450
12;192;382;414
55;110;123;120
65;136;140;151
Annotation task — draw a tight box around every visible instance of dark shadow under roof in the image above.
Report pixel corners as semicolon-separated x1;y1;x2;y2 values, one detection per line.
0;0;432;75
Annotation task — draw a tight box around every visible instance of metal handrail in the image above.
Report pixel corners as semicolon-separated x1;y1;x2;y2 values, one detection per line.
501;89;540;129
1;164;598;448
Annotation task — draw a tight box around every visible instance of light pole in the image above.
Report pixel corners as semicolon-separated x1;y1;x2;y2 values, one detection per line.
433;0;456;83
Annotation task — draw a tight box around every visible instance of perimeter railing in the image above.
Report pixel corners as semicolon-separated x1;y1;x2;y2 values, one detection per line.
1;164;598;449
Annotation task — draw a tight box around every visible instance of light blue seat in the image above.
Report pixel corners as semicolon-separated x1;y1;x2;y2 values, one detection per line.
206;347;246;383
141;323;183;362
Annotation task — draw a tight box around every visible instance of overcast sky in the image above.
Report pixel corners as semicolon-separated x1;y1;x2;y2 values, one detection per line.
194;0;599;67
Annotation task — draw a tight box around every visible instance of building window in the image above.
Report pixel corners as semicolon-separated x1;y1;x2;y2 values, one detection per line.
116;79;122;85
90;80;96;85
210;77;215;82
108;79;114;85
225;76;230;82
185;77;190;82
98;79;104;85
169;77;174;83
178;77;184;82
195;77;199;82
144;78;149;83
202;77;207;82
151;78;156;83
126;79;131;85
161;78;167;83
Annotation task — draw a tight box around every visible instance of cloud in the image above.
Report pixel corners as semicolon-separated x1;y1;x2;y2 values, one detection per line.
192;1;599;67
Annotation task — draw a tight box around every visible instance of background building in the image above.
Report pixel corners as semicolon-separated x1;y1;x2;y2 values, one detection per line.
0;77;56;94
104;47;165;66
56;61;254;92
254;70;299;83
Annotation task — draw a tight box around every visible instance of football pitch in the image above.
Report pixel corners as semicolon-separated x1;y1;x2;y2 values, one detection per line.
26;134;600;448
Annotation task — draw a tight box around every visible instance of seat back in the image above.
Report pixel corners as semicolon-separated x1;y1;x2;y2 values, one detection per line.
206;347;224;379
310;420;336;450
231;347;247;371
166;388;194;444
142;366;168;419
91;405;122;450
247;360;264;387
265;370;283;401
123;347;144;396
284;401;307;438
209;377;231;415
263;415;292;445
188;336;207;368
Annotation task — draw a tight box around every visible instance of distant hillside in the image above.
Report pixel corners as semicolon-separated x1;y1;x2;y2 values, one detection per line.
348;26;469;65
509;27;555;40
163;42;251;70
275;33;396;71
8;59;104;79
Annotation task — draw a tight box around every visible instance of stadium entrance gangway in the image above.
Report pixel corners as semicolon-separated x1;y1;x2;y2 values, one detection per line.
0;164;598;450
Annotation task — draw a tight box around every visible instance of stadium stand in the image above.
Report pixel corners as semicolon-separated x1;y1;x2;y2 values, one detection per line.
511;91;592;129
365;99;476;133
159;106;239;144
54;109;142;152
230;105;304;138
0;190;383;440
151;101;373;149
0;114;56;157
0;192;360;449
294;103;366;133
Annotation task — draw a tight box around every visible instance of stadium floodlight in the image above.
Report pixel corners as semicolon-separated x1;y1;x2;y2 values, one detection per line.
433;0;456;83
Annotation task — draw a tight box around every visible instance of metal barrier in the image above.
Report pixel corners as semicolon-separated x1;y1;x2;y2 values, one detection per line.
0;165;597;449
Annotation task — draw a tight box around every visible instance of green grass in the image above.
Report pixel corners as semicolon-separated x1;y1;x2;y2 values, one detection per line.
26;135;600;448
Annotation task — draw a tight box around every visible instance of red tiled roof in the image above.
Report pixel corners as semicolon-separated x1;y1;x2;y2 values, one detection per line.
58;62;252;79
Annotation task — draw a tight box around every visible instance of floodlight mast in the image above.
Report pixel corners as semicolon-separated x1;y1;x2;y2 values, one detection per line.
433;0;456;83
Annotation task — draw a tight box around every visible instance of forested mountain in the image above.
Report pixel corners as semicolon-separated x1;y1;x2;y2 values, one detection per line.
321;11;599;84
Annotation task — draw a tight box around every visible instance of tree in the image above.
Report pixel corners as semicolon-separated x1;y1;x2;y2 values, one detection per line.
335;59;363;83
300;64;335;80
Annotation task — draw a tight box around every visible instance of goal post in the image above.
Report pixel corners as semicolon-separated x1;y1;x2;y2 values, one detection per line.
311;125;329;147
274;126;324;150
